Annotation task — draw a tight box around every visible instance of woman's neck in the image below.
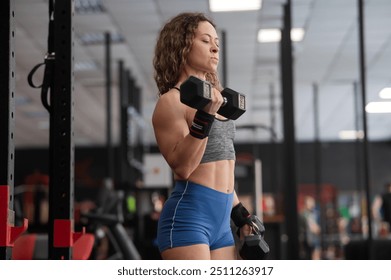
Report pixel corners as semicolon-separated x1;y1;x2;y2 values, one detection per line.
179;68;206;83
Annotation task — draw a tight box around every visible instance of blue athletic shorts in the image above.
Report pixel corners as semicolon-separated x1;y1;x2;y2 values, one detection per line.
157;180;235;252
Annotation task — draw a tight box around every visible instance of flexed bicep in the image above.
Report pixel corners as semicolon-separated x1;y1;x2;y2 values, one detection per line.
152;91;208;178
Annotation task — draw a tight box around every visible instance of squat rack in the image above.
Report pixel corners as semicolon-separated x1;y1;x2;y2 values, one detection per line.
0;0;28;260
43;0;84;260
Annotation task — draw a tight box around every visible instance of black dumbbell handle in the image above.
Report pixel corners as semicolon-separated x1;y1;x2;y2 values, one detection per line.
249;215;265;235
222;96;227;107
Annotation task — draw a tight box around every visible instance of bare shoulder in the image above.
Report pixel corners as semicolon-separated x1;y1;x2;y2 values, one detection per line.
156;90;181;108
152;89;187;123
152;89;191;157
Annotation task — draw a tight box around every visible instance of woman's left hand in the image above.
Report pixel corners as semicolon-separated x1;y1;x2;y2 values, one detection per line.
239;223;253;240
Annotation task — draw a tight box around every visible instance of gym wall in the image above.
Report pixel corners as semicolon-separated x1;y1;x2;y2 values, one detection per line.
14;140;391;196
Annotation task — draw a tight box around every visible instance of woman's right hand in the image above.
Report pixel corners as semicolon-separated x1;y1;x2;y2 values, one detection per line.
203;87;224;115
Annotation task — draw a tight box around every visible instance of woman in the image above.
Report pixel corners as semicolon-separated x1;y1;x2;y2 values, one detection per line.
152;12;251;260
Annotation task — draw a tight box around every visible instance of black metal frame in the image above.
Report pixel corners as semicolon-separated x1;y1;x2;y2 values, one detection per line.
0;0;16;260
105;32;114;181
118;60;130;185
48;0;75;259
280;0;299;260
357;0;373;259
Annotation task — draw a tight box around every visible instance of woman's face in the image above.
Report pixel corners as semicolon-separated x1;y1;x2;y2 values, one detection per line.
185;21;220;76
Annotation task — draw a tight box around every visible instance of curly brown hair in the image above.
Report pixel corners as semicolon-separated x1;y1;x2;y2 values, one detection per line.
153;12;221;95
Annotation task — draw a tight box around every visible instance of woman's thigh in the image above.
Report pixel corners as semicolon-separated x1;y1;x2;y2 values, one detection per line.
161;244;211;260
210;245;236;260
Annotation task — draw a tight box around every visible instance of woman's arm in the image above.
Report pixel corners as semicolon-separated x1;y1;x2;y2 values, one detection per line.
152;90;208;179
232;190;252;238
233;190;241;207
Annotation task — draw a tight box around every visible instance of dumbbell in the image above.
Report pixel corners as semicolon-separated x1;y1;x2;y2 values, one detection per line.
179;76;246;120
239;215;270;260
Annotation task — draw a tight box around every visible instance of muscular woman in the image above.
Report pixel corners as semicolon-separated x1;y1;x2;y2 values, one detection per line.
152;12;251;260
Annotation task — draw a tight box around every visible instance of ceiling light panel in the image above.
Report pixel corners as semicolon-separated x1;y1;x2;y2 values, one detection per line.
77;32;125;45
258;28;281;43
379;87;391;99
339;130;364;140
75;0;106;14
258;28;305;43
366;101;391;113
291;28;305;42
210;0;262;12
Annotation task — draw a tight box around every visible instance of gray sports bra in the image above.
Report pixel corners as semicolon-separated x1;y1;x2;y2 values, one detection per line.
200;118;236;163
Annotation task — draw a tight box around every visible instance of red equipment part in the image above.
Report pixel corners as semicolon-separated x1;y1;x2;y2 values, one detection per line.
0;185;28;247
